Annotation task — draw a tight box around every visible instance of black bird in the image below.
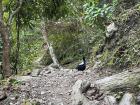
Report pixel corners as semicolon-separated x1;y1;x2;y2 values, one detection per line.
76;57;86;71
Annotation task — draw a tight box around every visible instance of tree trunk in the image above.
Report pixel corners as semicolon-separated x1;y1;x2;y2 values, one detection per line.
41;21;61;69
0;2;11;77
94;68;140;91
13;13;20;74
72;68;139;105
0;0;23;77
0;22;11;77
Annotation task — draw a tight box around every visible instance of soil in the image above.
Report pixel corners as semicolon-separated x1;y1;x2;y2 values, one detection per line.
0;66;112;105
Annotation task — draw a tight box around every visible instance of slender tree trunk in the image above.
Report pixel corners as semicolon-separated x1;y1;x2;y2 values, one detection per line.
14;13;20;74
41;21;61;69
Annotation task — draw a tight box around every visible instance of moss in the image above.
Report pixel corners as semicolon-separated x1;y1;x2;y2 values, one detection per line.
98;2;140;69
60;57;74;65
115;3;140;23
40;52;53;66
21;100;32;105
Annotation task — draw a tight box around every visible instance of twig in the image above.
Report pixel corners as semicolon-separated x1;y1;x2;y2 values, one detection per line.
8;0;23;26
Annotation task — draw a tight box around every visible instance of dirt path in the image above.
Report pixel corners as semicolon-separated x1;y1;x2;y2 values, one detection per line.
0;67;104;105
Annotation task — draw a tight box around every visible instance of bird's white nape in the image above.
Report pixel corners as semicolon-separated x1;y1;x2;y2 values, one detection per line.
79;62;84;65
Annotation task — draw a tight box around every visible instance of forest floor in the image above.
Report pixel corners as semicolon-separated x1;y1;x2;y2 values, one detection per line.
0;66;118;105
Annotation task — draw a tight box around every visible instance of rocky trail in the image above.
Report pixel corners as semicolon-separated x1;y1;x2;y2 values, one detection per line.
0;66;106;105
1;66;140;105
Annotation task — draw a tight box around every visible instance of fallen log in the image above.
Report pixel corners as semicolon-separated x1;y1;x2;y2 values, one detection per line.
94;68;140;91
104;95;117;105
119;93;136;105
72;68;140;105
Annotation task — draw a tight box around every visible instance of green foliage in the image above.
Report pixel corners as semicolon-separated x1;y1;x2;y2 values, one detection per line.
21;101;32;105
114;39;140;68
35;0;69;20
18;33;43;70
61;56;74;65
9;0;71;72
2;0;9;5
41;30;89;67
97;35;140;69
1;0;139;73
83;0;118;28
21;99;40;105
0;77;21;87
8;78;22;85
89;1;140;69
40;52;52;66
10;24;44;72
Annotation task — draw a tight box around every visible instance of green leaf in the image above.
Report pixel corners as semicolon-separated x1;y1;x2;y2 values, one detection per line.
2;0;9;5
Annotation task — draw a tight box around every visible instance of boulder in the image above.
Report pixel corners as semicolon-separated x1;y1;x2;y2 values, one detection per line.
15;76;33;82
48;102;55;105
31;69;41;77
106;22;118;38
0;91;7;101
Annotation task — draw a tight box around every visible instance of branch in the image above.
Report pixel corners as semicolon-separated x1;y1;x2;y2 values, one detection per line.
8;0;23;26
0;1;3;21
41;20;62;69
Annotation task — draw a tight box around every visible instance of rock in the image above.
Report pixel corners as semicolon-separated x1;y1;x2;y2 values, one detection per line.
41;91;46;95
46;70;51;74
68;90;72;95
92;61;101;70
31;69;41;77
137;94;140;104
10;95;18;101
10;96;16;101
22;101;32;105
58;102;64;105
10;103;15;105
0;91;7;101
0;74;3;80
33;99;45;104
15;76;33;82
48;102;55;105
49;63;59;69
26;72;31;76
35;102;41;105
106;22;118;38
31;100;41;105
48;65;57;71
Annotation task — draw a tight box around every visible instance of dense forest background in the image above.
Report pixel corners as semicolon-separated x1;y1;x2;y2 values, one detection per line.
0;0;140;77
0;0;140;105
